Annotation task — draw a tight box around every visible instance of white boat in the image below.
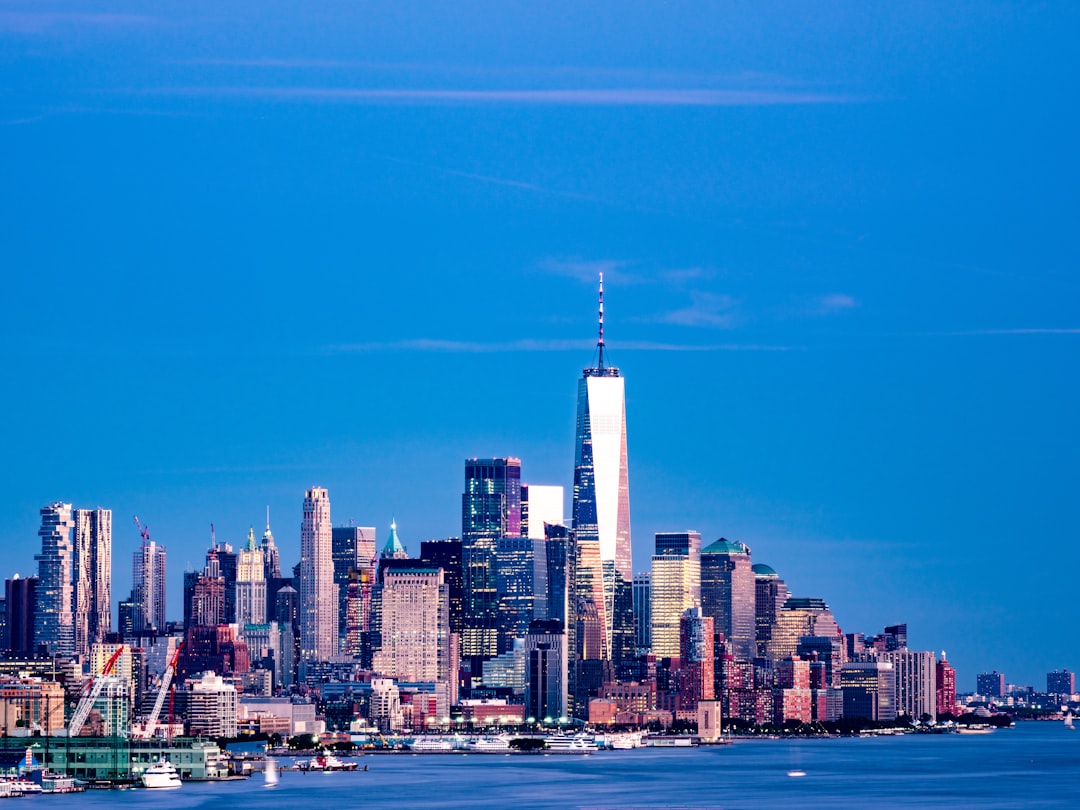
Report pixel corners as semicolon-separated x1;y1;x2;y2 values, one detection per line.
8;779;43;795
410;736;456;752
465;735;512;752
264;757;279;787
141;759;182;789
296;753;358;772
1065;712;1074;730
544;734;597;754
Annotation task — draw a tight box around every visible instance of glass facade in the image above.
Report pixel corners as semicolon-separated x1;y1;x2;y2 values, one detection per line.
461;457;521;662
34;502;75;657
700;539;755;662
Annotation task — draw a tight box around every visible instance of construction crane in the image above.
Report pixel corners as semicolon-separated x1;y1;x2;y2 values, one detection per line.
68;646;125;737
139;642;184;740
133;515;150;543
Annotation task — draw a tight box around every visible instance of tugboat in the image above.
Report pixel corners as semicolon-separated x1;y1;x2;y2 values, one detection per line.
141;758;182;789
296;753;358;772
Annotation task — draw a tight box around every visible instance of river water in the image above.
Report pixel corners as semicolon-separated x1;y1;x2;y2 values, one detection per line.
32;722;1080;809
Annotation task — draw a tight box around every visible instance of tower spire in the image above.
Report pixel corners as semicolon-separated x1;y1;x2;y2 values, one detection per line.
597;272;606;370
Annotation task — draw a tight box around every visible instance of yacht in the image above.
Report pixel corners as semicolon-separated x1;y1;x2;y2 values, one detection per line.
141;759;182;789
410;736;456;752
544;734;597;754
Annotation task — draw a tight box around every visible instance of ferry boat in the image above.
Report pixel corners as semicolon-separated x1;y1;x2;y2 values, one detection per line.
410;736;457;752
141;759;182;789
464;735;512;753
544;734;597;754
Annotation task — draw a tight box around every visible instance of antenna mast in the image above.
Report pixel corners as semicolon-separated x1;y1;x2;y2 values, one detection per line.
597;272;605;370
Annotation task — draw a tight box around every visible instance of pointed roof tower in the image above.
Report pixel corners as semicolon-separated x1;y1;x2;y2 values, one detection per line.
381;519;408;559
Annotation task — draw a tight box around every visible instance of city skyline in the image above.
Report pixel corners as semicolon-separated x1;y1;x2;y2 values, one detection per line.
2;2;1077;690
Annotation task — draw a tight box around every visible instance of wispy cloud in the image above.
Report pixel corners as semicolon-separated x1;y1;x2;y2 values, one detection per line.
160;86;857;107
0;12;154;34
325;338;792;353
929;328;1080;336
817;293;859;313
648;291;740;328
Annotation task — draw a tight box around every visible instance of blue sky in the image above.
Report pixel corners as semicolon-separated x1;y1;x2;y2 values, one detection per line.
1;1;1077;688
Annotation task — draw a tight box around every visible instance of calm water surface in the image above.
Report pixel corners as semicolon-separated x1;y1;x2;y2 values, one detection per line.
34;722;1080;809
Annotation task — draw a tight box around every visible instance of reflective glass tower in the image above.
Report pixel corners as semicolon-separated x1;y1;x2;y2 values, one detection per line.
571;274;632;665
34;502;75;657
462;457;521;663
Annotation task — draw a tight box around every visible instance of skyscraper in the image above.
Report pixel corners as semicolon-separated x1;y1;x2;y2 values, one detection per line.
371;564;451;686
261;508;281;580
753;563;789;658
632;572;651;652
332;525;377;651
420;538;464;639
235;528;267;627
495;536;534;654
34;502;75;657
571;274;632;666
72;507;112;655
522;485;564;541
299;486;337;664
5;575;37;655
462;457;521;663
700;538;755;662
132;536;167;633
650;531;701;659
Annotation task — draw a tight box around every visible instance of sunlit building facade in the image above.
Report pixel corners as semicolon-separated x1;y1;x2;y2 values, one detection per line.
299;486;337;663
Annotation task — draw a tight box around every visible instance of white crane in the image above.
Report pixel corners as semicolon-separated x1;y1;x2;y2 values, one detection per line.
139;642;184;740
68;646;125;737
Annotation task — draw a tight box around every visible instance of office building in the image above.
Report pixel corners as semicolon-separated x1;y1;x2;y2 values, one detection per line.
633;572;651;652
235;528;267;628
371;564;451;687
332;525;377;650
841;660;896;722
571;274;633;667
767;597;842;664
524;620;568;723
650;531;701;659
4;576;37;655
678;607;714;711
187;671;239;737
299;487;337;664
700;538;755;662
495;536;534;654
261;508;281;580
462;457;521;662
522;485;564;541
753;563;788;659
421;539;464;638
34;502;75;656
72;508;112;656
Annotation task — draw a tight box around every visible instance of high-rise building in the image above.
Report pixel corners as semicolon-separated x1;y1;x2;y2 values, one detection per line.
766;597;841;664
132;537;167;634
650;532;701;659
372;564;451;686
1047;669;1075;697
4;576;37;655
261;508;281;580
299;486;337;664
72;508;112;656
421;539;464;638
522;485;564;541
679;607;715;711
841;660;896;722
976;671;1005;699
524;619;568;723
880;649;937;720
700;538;755;662
571;274;632;667
332;525;377;650
495;536;534;654
753;564;788;659
633;572;651;652
34;502;75;657
462;457;521;663
235;528;267;627
936;651;957;717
